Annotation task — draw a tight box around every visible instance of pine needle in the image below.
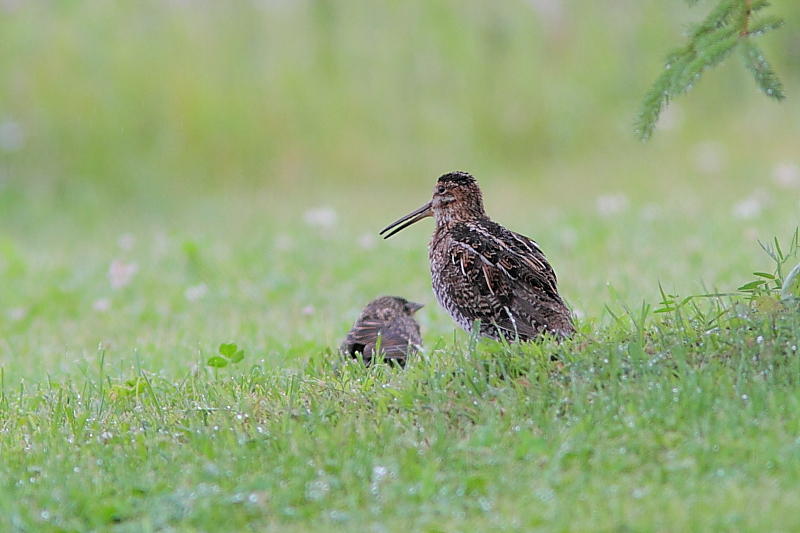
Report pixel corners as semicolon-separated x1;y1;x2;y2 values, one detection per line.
635;0;786;141
740;40;786;100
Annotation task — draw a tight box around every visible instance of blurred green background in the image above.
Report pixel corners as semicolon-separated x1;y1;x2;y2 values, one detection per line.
1;0;799;378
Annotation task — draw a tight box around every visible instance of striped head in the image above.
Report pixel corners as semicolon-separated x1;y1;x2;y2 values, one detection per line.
381;171;486;238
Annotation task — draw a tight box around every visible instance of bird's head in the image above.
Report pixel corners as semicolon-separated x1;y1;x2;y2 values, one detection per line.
380;171;486;238
363;296;424;320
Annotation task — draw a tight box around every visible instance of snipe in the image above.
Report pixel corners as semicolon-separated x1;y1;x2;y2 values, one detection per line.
340;296;424;366
380;171;574;341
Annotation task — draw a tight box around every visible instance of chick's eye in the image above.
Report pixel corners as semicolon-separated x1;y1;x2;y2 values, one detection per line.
436;186;446;194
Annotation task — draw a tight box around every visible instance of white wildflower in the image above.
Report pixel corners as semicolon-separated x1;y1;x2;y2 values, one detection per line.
732;191;768;220
692;141;726;174
358;233;376;249
773;162;799;188
303;206;337;229
108;260;138;289
117;233;136;251
92;298;111;312
596;193;629;216
184;283;208;302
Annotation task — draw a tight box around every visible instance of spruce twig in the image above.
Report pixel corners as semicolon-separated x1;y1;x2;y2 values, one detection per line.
635;0;786;141
740;40;786;99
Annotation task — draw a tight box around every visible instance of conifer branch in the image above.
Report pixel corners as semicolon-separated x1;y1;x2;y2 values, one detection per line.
635;0;786;141
740;40;786;99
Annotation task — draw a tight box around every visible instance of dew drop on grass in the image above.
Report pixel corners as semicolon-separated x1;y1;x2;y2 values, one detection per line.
305;479;330;501
372;466;388;481
535;487;555;502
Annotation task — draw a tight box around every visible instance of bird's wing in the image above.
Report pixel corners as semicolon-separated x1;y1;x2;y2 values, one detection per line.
505;229;559;288
482;222;560;297
342;319;418;362
444;222;569;339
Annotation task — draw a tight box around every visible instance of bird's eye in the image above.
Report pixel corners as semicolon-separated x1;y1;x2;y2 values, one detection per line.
436;186;446;194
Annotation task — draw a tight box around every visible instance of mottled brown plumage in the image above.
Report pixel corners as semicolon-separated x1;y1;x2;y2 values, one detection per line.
380;171;574;341
341;296;424;366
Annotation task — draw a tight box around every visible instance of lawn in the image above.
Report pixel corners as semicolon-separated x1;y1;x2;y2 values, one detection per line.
2;1;800;531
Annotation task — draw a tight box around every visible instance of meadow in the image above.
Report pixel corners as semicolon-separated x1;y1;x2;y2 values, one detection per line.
2;1;800;530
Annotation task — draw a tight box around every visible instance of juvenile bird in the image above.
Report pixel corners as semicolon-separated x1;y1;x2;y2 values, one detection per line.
340;296;424;366
380;171;574;341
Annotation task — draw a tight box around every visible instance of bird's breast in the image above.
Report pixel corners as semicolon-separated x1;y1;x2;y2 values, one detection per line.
427;233;476;333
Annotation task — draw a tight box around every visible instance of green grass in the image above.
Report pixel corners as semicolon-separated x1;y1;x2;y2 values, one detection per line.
2;0;800;531
3;285;800;531
3;198;800;531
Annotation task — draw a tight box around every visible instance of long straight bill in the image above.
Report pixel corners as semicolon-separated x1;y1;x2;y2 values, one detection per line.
379;202;433;239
